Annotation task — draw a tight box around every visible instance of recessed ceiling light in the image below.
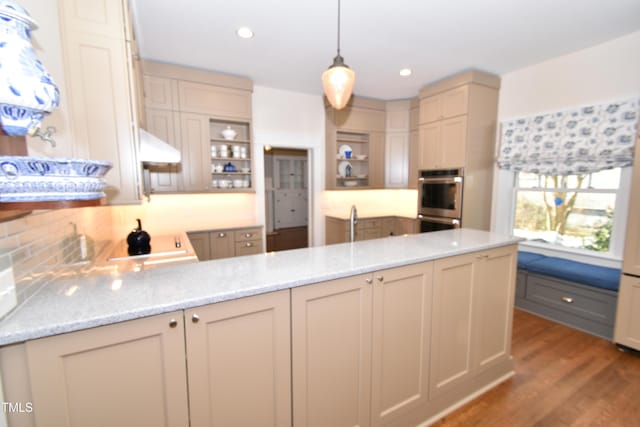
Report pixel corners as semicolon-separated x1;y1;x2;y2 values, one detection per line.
399;68;412;77
236;27;254;39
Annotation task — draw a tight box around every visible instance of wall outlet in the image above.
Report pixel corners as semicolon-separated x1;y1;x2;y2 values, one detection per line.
0;267;17;319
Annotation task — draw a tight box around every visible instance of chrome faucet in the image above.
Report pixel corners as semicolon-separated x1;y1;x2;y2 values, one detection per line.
349;205;358;242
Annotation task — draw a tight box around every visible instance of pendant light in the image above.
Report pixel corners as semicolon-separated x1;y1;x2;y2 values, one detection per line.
322;0;355;110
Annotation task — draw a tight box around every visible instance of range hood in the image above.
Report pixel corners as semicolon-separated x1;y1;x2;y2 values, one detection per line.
138;129;181;164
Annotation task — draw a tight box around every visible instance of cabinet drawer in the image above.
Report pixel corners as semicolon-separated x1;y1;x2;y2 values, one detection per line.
526;274;617;325
235;240;263;256
234;228;262;242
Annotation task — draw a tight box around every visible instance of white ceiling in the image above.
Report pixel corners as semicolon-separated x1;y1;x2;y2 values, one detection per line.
130;0;640;100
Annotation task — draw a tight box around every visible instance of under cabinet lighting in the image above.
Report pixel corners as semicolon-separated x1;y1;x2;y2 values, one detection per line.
236;27;254;39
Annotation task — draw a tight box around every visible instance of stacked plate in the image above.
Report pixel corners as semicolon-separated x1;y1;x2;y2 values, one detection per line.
0;156;112;202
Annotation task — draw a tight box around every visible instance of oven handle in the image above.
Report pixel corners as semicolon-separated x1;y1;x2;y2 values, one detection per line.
418;214;461;225
419;176;463;184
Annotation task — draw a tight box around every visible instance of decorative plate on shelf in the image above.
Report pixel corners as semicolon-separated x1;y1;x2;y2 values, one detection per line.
0;156;112;202
337;161;352;178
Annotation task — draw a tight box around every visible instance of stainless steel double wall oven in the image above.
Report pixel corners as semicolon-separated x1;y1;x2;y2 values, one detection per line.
417;168;464;232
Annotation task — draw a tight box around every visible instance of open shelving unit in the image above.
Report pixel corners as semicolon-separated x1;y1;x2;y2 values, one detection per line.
334;131;370;188
209;119;253;190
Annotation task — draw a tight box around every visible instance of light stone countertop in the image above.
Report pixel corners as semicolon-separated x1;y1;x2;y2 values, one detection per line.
0;229;522;346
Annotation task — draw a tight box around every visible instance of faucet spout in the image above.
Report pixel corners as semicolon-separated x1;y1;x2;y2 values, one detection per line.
349;205;358;242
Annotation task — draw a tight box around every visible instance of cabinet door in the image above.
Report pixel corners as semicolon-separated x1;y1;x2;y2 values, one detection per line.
419;95;442;124
614;275;640;350
61;30;140;204
385;132;409;188
370;262;433;426
178;81;252;120
440;116;467;168
369;132;386;188
209;230;234;259
235;240;263;256
59;0;126;38
144;75;178;110
418;123;440;170
472;246;517;373
26;311;189;427
188;231;211;261
180;113;211;191
622;136;640;276
146;108;181;192
185;290;291;427
441;86;469;119
292;274;373;427
430;252;476;398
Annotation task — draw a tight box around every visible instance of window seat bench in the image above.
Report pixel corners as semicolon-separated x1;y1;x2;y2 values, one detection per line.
516;251;620;340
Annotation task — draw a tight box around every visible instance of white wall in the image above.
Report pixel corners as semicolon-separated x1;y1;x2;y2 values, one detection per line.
252;86;326;246
491;31;640;265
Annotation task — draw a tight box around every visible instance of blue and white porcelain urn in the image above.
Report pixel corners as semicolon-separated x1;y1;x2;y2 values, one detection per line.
0;0;60;136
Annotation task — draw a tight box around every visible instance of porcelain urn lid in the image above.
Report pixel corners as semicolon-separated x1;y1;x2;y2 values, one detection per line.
0;0;60;137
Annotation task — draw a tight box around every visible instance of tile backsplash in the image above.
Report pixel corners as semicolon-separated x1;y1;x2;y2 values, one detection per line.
0;207;113;312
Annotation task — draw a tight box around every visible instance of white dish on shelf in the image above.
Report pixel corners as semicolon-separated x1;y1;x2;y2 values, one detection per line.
338;144;353;159
356;174;367;178
355;154;367;160
337;161;352;178
343;181;358;187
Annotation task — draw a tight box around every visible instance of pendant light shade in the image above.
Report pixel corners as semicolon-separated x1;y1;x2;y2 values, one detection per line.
322;0;354;110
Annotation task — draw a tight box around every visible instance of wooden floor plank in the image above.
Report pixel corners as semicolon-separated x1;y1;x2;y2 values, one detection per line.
431;309;640;427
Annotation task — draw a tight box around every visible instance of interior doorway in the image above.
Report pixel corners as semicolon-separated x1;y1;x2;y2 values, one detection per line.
264;147;310;252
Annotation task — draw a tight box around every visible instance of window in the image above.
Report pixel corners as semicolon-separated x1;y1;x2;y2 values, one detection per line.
513;168;623;254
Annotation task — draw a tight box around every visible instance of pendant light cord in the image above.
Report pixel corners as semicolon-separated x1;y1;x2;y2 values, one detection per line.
337;0;341;56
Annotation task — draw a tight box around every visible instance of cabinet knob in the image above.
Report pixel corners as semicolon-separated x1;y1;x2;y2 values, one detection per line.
218;232;226;238
192;314;200;323
245;233;252;238
365;278;373;284
376;275;384;282
245;242;253;247
169;319;178;328
561;296;574;304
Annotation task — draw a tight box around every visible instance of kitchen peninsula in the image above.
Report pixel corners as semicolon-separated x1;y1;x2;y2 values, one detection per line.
0;229;521;427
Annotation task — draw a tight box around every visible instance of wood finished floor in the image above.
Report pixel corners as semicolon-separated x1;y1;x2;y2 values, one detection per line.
432;309;640;427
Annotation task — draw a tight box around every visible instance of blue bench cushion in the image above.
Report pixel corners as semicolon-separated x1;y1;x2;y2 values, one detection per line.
525;257;621;292
517;251;547;270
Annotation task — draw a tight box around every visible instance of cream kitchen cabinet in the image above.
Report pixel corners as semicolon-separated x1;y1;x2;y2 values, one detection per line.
326;97;386;190
418;116;467;169
25;311;190;427
142;61;254;193
58;0;142;204
21;292;291;427
185;290;291;427
430;244;516;398
291;262;433;427
414;70;500;231
614;135;640;350
419;85;468;124
614;275;640;350
188;226;263;261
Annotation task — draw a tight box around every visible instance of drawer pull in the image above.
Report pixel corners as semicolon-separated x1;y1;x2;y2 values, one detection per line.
218;232;226;238
561;296;574;304
376;275;384;282
244;233;252;238
365;278;373;285
169;319;178;328
245;242;253;247
192;314;200;323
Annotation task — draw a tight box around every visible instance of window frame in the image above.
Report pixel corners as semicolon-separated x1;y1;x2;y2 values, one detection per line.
501;167;632;264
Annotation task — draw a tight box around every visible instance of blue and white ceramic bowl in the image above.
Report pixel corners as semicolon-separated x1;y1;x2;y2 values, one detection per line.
0;156;112;202
0;0;60;136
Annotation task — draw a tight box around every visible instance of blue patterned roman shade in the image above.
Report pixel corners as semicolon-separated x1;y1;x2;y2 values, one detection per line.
497;98;639;175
